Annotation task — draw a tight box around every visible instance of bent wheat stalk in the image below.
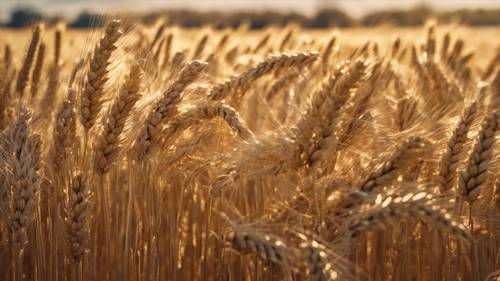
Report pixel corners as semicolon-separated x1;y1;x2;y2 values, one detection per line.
208;52;318;102
348;192;471;244
228;227;289;269
133;60;207;160
161;102;255;147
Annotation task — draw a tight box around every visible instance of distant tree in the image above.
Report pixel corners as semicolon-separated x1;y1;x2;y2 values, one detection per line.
440;9;500;26
6;8;43;28
361;6;433;26
305;9;352;28
69;12;105;28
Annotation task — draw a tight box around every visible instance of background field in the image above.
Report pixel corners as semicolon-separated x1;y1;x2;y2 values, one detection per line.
0;12;500;281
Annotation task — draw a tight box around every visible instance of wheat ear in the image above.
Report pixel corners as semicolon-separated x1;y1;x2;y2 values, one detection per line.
321;36;336;63
0;54;15;129
161;102;255;146
41;28;68;113
161;33;173;67
441;33;450;61
348;192;471;243
164;132;214;167
30;42;46;98
228;228;288;268
266;70;300;101
54;26;62;65
396;96;418;131
4;107;42;248
492;69;500;95
253;33;270;54
133;60;207;160
0;134;11;213
208;52;318;101
216;33;230;51
51;88;77;171
426;26;436;59
169;50;187;73
304;61;368;169
336;66;381;146
391;37;401;58
95;64;142;174
482;52;500;81
438;101;477;193
211;135;296;193
16;24;42;97
65;173;91;263
447;39;464;68
494;181;500;210
279;29;293;52
293;61;347;159
192;34;208;59
150;22;165;50
80;20;122;131
459;111;499;203
3;44;12;67
302;242;339;281
357;137;426;193
152;37;166;64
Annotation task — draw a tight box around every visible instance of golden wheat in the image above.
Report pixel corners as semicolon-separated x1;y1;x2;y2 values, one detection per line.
0;19;499;281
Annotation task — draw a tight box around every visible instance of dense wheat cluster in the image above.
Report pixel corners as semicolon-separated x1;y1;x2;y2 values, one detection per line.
0;18;499;281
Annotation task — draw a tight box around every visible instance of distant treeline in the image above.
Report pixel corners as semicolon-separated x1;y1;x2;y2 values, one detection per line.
3;6;500;28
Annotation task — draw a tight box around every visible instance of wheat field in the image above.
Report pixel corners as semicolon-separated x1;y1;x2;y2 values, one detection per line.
0;18;499;281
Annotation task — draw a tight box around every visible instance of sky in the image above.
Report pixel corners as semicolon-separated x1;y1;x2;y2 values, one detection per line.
1;0;500;21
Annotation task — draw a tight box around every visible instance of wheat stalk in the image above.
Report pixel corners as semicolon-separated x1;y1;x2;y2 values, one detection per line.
396;96;418;131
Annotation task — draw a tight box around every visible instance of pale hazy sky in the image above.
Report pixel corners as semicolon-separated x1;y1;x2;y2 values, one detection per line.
1;0;500;21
